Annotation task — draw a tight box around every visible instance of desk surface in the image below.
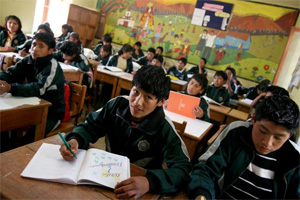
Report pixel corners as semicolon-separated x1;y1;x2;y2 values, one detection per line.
209;104;231;114
0;135;160;200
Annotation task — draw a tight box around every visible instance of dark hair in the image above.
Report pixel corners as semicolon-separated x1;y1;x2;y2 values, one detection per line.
190;74;208;90
153;54;163;64
132;65;170;101
5;15;22;33
255;96;299;134
134;41;142;47
214;70;228;81
225;66;236;79
118;44;134;55
62;24;73;33
33;32;56;49
59;40;79;56
147;47;156;54
103;33;112;43
37;24;54;37
257;79;271;92
201;57;207;64
70;32;80;40
101;45;112;53
179;57;187;66
156;46;164;53
267;85;289;97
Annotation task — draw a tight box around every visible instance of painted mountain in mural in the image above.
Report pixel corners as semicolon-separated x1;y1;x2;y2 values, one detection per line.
228;14;286;35
274;10;298;33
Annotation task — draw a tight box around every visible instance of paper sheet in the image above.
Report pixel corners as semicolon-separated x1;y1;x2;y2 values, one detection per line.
0;93;40;110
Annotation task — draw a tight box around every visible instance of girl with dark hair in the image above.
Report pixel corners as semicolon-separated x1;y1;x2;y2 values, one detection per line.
107;44;134;73
0;15;27;52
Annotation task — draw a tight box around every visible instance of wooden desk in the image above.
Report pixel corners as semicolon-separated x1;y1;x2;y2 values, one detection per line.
115;73;134;96
170;79;187;91
164;110;213;160
209;104;231;124
226;109;250;125
0;135;160;199
0;98;51;141
60;62;84;84
237;98;253;114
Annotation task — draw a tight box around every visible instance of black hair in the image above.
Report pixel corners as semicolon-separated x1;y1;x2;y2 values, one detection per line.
214;70;228;81
103;33;112;43
5;15;22;33
37;24;54;37
156;46;164;53
257;79;271;92
33;32;56;49
153;54;163;64
179;57;187;66
255;96;299;134
62;24;73;33
101;45;112;53
225;66;236;79
59;40;79;56
190;74;208;90
201;57;207;64
147;47;156;54
118;44;134;55
132;65;170;101
267;85;289;97
134;41;142;47
70;32;80;40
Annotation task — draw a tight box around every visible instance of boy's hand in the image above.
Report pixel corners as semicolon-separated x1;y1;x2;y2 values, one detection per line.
59;138;79;161
0;80;11;94
193;106;204;118
114;176;150;200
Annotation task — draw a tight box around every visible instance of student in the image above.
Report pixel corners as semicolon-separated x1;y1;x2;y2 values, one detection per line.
187;57;207;76
95;45;111;65
188;96;300;199
205;70;230;106
167;57;188;81
17;24;54;57
156;46;165;66
56;24;73;42
0;15;27;52
151;54;166;73
107;44;134;73
93;33;113;56
132;41;144;61
245;79;271;100
53;40;91;87
59;66;192;199
0;32;65;136
180;74;210;122
136;47;155;67
225;66;242;99
69;32;84;54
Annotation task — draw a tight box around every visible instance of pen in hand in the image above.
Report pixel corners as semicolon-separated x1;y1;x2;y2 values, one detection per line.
58;132;77;159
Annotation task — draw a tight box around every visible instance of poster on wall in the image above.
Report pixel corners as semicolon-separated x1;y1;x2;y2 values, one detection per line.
96;0;299;82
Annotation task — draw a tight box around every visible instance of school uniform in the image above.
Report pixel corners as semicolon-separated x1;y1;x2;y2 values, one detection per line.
180;91;210;122
188;121;300;199
132;49;144;60
136;55;152;67
107;54;133;73
16;39;32;53
0;54;65;135
65;96;192;194
56;32;71;42
96;55;110;66
206;84;230;106
167;66;188;81
0;30;27;50
187;65;207;76
93;42;113;56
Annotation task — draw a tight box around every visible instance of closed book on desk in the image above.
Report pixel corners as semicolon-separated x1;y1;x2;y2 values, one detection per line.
104;66;124;72
167;91;200;119
21;143;130;189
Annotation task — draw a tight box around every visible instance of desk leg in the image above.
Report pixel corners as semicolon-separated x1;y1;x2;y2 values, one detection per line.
111;78;118;99
34;106;49;141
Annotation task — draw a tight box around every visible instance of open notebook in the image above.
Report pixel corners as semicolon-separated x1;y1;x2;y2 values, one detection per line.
167;91;200;119
21;143;130;189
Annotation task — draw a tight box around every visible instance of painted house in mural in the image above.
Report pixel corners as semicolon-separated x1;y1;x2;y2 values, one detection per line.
214;31;251;50
117;11;135;28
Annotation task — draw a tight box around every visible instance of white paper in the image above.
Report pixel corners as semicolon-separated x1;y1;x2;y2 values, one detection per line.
202;95;222;106
0;93;40;110
104;66;124;72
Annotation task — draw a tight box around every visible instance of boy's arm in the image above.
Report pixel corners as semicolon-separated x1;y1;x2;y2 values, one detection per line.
0;59;26;83
198;98;210;122
72;56;90;72
52;51;64;62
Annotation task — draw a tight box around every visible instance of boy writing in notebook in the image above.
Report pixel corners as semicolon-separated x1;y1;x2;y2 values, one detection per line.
188;96;299;199
60;65;192;199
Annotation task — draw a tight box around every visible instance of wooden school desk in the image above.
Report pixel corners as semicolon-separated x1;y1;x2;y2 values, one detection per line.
226;109;250;125
170;79;187;91
164;110;213;160
237;98;253;114
59;62;84;84
0;135;160;200
209;104;232;124
0;98;51;141
0;52;24;64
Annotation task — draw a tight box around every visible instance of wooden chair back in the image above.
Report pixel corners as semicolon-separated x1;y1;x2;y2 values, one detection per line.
172;120;187;138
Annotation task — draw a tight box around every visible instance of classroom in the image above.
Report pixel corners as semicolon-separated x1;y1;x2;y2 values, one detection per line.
0;0;299;199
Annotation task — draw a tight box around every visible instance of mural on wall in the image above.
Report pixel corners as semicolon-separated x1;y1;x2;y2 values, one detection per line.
96;0;299;82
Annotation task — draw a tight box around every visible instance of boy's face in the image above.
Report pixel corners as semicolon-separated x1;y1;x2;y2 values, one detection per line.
69;36;78;44
129;86;165;122
156;48;162;55
213;76;226;88
251;119;290;155
30;39;53;60
147;52;154;61
151;59;162;67
177;60;185;70
199;59;205;68
225;70;233;80
63;53;76;61
134;44;140;50
187;78;204;95
100;48;109;58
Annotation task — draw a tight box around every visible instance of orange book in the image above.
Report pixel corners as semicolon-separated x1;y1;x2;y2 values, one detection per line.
167;91;200;119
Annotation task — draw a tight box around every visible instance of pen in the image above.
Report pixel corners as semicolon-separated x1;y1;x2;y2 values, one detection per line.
58;132;77;159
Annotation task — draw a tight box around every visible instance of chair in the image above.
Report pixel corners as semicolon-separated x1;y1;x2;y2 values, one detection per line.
47;82;87;137
207;125;225;146
172;120;187;138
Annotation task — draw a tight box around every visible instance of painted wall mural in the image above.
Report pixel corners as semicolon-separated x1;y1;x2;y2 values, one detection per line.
96;0;299;82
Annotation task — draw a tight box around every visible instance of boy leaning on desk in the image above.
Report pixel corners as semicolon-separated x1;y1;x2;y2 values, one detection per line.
60;65;192;199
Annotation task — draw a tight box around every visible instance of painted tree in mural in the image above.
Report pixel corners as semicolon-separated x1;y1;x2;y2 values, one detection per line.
95;0;130;39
